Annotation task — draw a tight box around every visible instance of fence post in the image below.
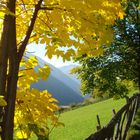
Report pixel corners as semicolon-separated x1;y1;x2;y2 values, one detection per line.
85;94;140;140
122;99;137;140
112;109;120;140
112;109;116;116
96;115;101;131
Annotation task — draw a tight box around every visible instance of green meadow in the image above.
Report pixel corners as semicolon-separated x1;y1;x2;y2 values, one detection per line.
50;98;126;140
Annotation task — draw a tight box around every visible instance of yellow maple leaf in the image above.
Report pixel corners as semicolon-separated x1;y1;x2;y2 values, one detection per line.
118;11;125;19
0;96;7;106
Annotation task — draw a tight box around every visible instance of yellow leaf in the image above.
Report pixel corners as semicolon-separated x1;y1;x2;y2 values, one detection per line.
16;131;27;139
118;11;125;19
0;96;7;106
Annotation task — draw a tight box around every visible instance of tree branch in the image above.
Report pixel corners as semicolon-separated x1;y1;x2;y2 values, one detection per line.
18;0;43;62
40;6;66;11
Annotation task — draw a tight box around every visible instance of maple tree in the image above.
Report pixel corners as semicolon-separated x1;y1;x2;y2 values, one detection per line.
14;56;62;139
0;0;124;139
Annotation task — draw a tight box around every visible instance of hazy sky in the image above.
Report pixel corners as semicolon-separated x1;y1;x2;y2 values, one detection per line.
27;44;78;68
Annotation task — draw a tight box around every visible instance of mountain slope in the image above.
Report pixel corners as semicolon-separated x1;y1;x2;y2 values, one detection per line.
59;65;80;84
60;65;91;99
30;56;84;105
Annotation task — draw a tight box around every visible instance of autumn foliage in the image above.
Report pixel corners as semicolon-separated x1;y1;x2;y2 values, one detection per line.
0;0;124;139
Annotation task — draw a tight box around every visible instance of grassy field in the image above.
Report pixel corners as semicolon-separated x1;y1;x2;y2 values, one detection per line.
50;98;126;140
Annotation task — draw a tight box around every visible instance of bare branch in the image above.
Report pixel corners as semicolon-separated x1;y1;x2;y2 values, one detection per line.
19;68;33;71
37;15;52;31
17;34;36;47
20;0;27;13
40;6;66;11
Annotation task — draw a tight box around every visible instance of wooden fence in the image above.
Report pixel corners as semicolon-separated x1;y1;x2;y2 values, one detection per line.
86;93;140;140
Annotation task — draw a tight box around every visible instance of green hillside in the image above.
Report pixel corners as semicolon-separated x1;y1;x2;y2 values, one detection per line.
50;98;126;140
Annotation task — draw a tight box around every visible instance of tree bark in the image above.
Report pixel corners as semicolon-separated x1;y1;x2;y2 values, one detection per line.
2;57;19;140
0;0;17;139
0;0;43;139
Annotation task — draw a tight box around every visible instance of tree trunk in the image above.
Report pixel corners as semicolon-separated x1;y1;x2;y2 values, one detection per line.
2;57;19;140
0;0;17;139
136;8;140;92
0;0;43;139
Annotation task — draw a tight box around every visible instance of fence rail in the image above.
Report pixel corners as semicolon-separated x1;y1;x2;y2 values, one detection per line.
86;93;140;140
